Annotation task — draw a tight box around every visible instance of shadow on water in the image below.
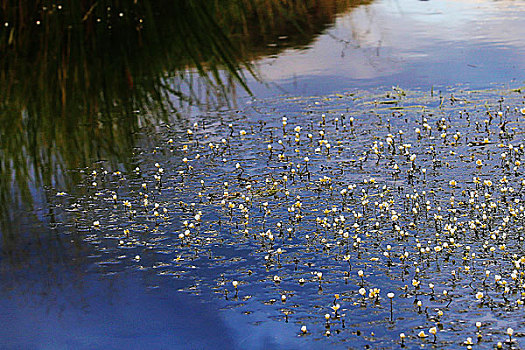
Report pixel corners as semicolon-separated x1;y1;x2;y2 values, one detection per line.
0;0;370;283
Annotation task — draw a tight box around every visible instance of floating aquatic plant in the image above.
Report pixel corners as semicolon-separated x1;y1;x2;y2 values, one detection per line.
46;85;525;348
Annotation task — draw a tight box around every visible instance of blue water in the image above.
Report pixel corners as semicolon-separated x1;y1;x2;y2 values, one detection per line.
247;0;525;98
2;0;525;349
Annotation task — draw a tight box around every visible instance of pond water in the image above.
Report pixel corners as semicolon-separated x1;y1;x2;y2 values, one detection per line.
248;0;525;97
1;0;525;349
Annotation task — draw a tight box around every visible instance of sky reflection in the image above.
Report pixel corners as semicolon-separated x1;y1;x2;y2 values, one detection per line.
2;1;525;348
250;0;525;97
0;272;237;349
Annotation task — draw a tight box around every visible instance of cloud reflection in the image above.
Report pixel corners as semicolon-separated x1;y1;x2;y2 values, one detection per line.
252;0;525;95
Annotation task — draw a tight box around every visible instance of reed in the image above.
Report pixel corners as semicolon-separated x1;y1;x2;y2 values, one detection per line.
0;0;365;256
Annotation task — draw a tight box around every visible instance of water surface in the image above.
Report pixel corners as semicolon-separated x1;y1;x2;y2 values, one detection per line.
247;0;525;97
2;0;525;349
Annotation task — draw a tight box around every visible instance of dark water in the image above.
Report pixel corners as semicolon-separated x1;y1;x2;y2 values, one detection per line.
1;1;525;349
